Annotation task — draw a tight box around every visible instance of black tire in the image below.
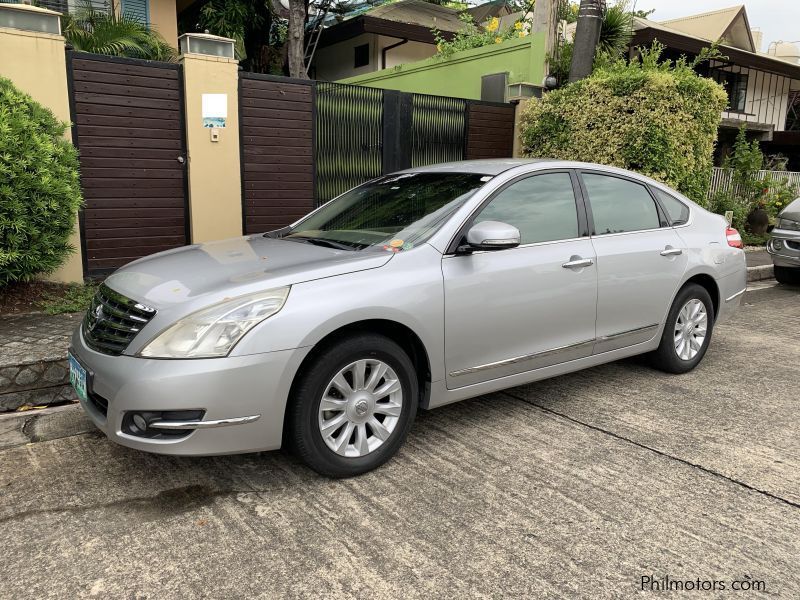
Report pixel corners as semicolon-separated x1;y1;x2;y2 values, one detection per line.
649;283;715;374
287;333;418;478
774;265;800;286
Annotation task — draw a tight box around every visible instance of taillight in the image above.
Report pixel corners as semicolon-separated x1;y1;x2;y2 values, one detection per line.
726;226;743;248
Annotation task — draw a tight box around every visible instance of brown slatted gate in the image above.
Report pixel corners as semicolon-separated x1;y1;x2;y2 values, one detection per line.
239;74;315;235
465;102;516;160
68;52;188;276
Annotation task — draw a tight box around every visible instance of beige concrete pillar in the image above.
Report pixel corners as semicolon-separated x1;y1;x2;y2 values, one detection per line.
148;0;179;48
180;51;242;243
0;6;83;283
512;99;530;158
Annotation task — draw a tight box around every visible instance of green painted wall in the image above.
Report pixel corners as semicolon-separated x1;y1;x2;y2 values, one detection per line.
340;33;546;100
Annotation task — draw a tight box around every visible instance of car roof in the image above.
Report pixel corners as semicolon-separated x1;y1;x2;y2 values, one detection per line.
402;159;548;175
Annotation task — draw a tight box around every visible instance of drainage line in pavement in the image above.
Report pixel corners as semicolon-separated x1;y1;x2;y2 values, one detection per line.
502;391;800;511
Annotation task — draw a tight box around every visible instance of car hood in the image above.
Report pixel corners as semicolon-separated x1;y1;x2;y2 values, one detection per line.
104;235;393;309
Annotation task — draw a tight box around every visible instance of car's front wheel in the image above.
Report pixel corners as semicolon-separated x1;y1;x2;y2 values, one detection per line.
649;283;714;374
287;333;418;478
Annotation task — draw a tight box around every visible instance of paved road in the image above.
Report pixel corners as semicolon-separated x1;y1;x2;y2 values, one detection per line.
1;285;799;599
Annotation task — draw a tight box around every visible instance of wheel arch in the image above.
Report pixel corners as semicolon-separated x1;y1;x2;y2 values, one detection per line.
682;272;720;321
290;318;433;409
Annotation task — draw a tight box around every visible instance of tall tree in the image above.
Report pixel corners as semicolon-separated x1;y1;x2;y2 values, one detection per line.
568;0;603;82
288;0;308;78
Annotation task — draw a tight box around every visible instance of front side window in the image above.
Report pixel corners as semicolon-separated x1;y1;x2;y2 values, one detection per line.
653;188;690;226
582;174;660;235
284;172;489;250
473;173;580;244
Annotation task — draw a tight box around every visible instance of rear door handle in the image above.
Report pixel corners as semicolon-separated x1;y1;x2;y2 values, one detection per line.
562;257;594;269
660;247;683;256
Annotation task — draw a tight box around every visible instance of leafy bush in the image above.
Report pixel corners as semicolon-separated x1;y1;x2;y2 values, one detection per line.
520;44;728;204
709;126;798;230
63;7;176;61
432;12;530;58
0;77;82;286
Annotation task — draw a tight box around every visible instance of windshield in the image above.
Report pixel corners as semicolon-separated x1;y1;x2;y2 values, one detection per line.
282;172;490;251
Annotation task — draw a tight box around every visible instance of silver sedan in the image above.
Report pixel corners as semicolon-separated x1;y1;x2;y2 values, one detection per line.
767;197;800;284
69;160;747;477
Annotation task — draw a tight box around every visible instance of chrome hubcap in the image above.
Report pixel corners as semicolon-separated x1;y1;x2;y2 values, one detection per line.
674;299;708;361
317;359;403;457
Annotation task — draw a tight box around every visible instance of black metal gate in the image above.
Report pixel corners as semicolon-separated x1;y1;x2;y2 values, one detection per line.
314;82;383;204
411;93;467;167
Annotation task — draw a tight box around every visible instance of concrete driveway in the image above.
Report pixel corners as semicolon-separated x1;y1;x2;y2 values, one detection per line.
1;284;798;599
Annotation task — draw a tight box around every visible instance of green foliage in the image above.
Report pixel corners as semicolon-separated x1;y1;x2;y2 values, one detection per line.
63;7;176;61
521;43;728;204
548;2;634;86
0;78;82;286
38;282;99;315
709;126;798;229
433;12;531;58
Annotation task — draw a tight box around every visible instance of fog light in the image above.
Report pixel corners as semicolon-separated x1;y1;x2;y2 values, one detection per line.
132;413;148;431
773;239;783;251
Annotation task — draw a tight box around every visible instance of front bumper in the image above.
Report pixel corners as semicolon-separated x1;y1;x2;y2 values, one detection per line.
767;229;800;269
70;327;308;456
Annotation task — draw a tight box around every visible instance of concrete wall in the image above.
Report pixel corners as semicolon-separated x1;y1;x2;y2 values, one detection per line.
149;0;178;48
180;54;243;243
0;24;83;284
340;33;546;101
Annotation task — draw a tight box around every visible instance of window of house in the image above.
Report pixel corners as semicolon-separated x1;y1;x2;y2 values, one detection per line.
582;174;660;235
711;69;748;112
652;188;690;226
473;173;580;244
354;44;370;68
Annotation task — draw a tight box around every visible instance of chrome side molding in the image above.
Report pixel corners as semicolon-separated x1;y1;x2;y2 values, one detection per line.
449;323;660;378
449;339;595;377
725;288;746;302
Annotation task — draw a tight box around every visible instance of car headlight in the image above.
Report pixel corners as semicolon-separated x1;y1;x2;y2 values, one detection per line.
777;217;800;231
139;287;290;358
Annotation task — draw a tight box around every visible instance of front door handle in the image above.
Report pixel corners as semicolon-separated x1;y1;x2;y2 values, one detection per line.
660;247;683;257
562;257;594;269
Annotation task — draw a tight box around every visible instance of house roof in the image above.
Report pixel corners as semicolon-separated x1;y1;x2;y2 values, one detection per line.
467;0;515;25
366;0;464;32
632;12;800;80
317;0;468;49
658;5;754;52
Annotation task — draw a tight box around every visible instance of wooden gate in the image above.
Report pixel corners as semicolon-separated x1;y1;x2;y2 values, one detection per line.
68;52;188;276
239;74;315;235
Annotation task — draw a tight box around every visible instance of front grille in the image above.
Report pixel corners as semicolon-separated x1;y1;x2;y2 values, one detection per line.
82;285;156;355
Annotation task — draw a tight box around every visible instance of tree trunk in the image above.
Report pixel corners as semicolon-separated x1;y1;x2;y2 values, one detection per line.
288;0;308;79
568;0;603;83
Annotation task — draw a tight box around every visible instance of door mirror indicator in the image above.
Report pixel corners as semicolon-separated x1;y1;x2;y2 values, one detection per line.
462;221;521;252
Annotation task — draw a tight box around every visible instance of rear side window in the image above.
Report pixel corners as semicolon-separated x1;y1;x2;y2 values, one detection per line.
582;174;660;234
653;188;690;225
474;172;580;244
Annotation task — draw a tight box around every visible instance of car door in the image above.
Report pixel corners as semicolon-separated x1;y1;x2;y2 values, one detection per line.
442;170;598;389
579;171;688;354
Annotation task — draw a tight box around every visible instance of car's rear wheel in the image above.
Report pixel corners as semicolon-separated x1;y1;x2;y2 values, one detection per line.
774;265;800;285
287;333;417;478
649;283;714;374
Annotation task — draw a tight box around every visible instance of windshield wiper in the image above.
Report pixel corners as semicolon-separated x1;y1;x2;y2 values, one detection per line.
286;236;357;251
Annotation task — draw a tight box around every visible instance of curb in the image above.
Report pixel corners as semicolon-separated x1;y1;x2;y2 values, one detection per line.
746;264;774;283
0;403;94;451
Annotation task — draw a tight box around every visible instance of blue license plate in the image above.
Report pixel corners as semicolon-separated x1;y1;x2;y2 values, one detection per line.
68;352;88;402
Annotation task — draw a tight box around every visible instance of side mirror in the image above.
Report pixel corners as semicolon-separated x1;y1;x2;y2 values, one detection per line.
462;221;521;252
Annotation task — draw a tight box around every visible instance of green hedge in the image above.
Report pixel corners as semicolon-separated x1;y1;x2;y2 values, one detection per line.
519;45;727;204
0;77;82;286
